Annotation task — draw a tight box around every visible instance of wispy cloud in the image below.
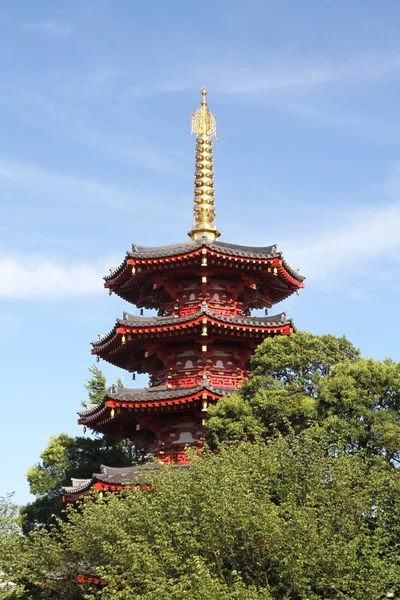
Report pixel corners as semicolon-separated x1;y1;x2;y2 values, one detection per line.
0;311;18;325
0;160;166;214
282;164;400;284
121;52;400;139
0;254;106;298
276;102;362;128
128;52;400;97
26;21;74;39
9;86;183;175
73;129;184;176
10;49;400;167
87;66;124;88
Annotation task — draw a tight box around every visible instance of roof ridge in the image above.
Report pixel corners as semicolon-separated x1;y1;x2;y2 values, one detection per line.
77;383;236;418
92;308;292;349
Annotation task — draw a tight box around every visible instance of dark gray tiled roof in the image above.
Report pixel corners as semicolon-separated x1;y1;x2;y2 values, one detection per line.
94;462;160;484
104;239;304;283
119;308;288;327
78;383;235;418
212;312;289;327
129;240;202;258
109;385;204;402
63;462;190;495
66;478;92;492
92;307;291;348
119;311;197;327
211;240;277;258
63;482;92;494
126;240;277;260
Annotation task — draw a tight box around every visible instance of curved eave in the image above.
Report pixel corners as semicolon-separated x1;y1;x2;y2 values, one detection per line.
62;478;131;502
78;385;234;425
78;394;203;424
63;463;189;501
91;311;294;355
104;241;305;288
104;254;133;286
276;259;305;287
62;478;95;499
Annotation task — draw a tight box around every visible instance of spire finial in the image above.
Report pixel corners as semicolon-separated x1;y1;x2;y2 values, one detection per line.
188;89;220;240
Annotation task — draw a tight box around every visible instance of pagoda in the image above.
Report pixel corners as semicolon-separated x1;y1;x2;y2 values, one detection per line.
63;90;304;500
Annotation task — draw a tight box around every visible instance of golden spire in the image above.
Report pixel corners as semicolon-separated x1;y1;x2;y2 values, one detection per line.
188;89;221;240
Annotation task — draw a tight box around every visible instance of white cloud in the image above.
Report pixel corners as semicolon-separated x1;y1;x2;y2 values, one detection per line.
26;21;74;39
0;255;107;298
2;166;400;297
0;158;185;298
282;165;400;283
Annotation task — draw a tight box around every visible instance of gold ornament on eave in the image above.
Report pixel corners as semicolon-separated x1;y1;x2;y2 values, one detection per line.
188;89;221;240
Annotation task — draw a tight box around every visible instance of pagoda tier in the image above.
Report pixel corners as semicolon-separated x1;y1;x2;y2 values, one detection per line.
78;382;232;457
62;463;188;502
105;239;304;312
92;308;292;389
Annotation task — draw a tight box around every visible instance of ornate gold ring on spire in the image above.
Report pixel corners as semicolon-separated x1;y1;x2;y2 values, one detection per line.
188;89;221;240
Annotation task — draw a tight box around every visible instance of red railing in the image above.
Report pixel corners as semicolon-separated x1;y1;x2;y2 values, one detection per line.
164;300;248;318
149;368;247;390
156;450;190;464
168;370;244;389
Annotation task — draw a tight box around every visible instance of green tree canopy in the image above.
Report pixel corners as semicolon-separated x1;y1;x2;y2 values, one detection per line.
206;332;400;464
83;365;124;406
21;366;131;533
2;439;399;599
21;433;133;534
0;495;24;599
4;335;400;598
84;365;107;406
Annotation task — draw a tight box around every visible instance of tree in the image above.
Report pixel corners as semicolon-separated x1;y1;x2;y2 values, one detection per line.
206;332;400;463
84;365;107;405
3;335;400;598
20;366;131;533
2;439;399;599
21;433;133;533
83;365;124;406
0;495;24;599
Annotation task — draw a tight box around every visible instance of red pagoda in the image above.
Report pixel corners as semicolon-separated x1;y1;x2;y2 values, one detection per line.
63;89;304;500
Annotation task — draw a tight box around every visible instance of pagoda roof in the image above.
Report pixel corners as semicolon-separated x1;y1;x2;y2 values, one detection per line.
105;238;304;283
63;462;189;497
78;383;234;421
92;307;292;349
120;309;289;328
129;240;278;260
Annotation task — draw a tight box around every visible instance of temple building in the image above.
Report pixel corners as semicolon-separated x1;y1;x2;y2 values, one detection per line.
63;89;304;500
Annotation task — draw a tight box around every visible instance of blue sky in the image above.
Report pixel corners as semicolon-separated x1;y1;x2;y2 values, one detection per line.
2;0;400;503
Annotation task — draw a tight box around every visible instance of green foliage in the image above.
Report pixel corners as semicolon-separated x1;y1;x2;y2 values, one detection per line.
0;496;19;538
21;434;133;533
26;433;73;499
2;440;399;599
5;335;400;597
207;332;400;463
0;496;24;599
84;366;107;406
82;365;124;408
21;366;130;534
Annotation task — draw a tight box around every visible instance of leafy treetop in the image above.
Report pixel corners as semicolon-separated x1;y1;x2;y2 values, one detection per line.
206;331;400;465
